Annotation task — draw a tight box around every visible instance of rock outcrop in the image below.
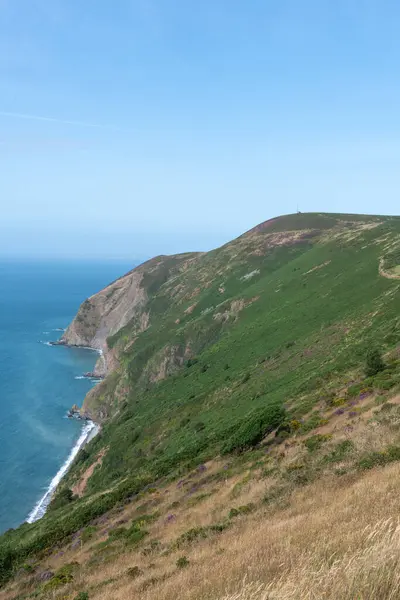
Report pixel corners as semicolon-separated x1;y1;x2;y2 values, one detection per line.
61;267;148;350
60;254;201;409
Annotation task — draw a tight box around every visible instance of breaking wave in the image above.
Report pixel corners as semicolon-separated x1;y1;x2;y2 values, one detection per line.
26;420;99;523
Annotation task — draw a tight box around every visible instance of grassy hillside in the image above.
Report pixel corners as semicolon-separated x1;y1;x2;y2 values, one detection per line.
1;212;400;599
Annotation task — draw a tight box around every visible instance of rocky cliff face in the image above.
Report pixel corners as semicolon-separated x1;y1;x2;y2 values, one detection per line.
61;268;147;350
61;253;201;384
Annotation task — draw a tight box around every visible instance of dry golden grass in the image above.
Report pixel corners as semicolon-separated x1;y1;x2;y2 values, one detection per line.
68;464;400;600
4;397;400;600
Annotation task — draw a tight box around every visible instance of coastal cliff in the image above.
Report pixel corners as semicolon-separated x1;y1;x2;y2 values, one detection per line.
61;252;202;416
2;212;400;599
61;212;400;422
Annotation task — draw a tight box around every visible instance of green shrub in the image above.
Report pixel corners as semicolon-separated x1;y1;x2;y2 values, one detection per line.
81;526;97;543
74;593;89;600
228;504;255;519
275;421;291;436
261;465;277;478
299;412;324;433
263;485;287;505
108;527;128;540
75;448;89;465
222;404;286;454
142;540;161;556
176;556;190;568
109;522;149;546
176;527;209;547
377;379;396;391
107;515;155;547
186;358;198;368
323;440;354;463
372;373;397;390
49;487;75;511
209;521;230;533
126;529;149;546
331;397;346;407
283;463;315;486
365;348;385;377
127;566;143;578
42;562;78;591
304;434;330;453
358;445;400;470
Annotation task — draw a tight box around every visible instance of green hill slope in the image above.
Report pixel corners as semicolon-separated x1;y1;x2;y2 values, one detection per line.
1;212;400;593
69;212;400;491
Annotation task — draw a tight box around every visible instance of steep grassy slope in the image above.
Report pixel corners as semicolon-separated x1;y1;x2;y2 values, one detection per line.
68;212;400;488
1;212;400;598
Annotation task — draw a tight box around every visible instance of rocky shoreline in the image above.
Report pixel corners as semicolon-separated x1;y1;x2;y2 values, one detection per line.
67;404;92;421
48;333;105;418
48;340;101;353
83;371;105;380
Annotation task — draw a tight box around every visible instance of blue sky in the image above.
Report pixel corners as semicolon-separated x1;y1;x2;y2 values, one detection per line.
1;0;400;259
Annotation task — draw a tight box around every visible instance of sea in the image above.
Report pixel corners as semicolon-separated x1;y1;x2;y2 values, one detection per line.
0;259;133;533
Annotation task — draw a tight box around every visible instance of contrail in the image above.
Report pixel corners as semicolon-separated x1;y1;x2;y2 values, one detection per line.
0;110;119;130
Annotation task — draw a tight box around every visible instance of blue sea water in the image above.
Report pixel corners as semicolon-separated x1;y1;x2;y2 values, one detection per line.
0;260;132;533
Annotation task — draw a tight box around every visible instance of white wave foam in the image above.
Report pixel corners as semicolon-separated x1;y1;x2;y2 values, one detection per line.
40;341;53;346
26;421;99;524
74;375;86;380
42;331;50;335
52;328;66;332
72;345;101;353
